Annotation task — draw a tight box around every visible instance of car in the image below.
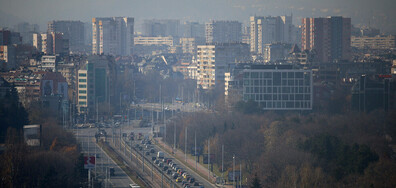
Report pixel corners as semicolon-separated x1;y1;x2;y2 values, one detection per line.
189;178;195;183
183;184;190;188
176;177;182;182
145;145;151;149
163;166;168;171
158;162;163;167
172;173;178;179
166;159;172;164
150;148;155;153
138;146;143;151
162;158;167;162
182;173;188;179
154;160;160;164
145;151;150;156
181;180;186;185
193;182;200;186
151;156;156;161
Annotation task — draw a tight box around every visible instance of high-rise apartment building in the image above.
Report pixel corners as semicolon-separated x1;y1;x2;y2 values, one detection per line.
92;17;134;56
301;16;351;63
205;21;242;44
250;15;292;54
33;32;69;55
48;20;85;53
14;22;40;45
196;43;250;89
142;19;180;37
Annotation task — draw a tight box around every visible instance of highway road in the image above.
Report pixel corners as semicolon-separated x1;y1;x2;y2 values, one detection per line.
119;124;215;188
74;128;135;188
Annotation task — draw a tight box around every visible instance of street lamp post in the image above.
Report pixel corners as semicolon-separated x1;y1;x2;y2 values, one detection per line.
233;154;235;187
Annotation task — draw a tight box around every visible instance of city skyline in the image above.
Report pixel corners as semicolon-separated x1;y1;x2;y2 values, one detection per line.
0;0;396;34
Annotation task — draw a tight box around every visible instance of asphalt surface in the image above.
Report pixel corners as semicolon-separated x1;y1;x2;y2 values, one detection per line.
75;128;134;188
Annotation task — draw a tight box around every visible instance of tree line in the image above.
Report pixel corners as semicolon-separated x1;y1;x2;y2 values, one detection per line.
163;109;396;187
0;81;88;187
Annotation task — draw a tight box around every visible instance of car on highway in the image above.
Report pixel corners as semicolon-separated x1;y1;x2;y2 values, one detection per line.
176;177;182;182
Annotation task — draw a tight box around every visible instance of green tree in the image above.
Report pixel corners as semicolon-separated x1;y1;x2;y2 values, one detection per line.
251;173;262;188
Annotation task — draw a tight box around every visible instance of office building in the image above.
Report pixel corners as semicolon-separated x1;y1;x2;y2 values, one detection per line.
92;17;134;56
250;15;292;54
77;55;115;115
196;43;249;89
205;21;242;44
352;75;396;112
227;64;313;110
351;35;396;49
48;20;85;53
301;16;351;63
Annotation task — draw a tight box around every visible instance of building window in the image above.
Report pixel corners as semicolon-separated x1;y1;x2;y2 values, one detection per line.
79;79;87;82
79;73;87;77
79;84;87;88
79;90;87;94
79;96;87;99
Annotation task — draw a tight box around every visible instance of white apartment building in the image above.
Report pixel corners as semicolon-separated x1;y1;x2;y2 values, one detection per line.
196;43;250;89
134;36;174;46
250;15;292;54
351;35;396;49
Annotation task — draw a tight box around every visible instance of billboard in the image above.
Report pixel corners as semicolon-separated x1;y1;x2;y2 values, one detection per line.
84;156;95;169
23;124;41;147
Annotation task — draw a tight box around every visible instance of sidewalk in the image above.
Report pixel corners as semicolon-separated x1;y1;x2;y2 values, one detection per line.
154;137;233;188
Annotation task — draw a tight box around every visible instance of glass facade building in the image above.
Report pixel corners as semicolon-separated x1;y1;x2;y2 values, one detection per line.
242;69;313;110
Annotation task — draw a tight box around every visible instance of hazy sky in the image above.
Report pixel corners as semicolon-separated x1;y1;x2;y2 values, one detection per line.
1;0;395;34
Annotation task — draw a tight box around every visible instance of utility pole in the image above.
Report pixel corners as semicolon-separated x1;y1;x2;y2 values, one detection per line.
222;144;224;186
195;131;197;170
208;139;210;179
185;126;187;162
240;164;242;188
173;124;176;153
233;155;235;187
